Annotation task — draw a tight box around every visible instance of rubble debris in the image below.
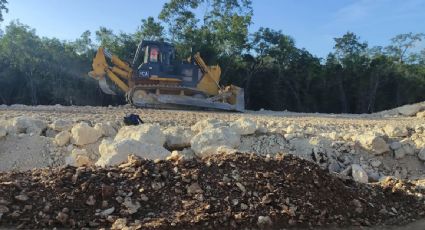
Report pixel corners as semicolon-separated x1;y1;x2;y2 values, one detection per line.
0;154;424;229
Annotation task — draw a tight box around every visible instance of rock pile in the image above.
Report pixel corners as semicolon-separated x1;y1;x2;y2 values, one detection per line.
2;104;425;228
0;154;424;229
2;112;425;184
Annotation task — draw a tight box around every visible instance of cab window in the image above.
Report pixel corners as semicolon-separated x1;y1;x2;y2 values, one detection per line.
150;47;159;63
143;47;149;64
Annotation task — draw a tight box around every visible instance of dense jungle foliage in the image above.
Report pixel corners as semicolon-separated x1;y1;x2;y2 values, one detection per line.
1;0;424;113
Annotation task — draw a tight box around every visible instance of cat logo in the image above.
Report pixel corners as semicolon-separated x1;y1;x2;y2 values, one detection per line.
140;70;149;78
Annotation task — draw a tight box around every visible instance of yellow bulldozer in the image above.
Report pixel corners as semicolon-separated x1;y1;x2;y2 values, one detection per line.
88;40;244;111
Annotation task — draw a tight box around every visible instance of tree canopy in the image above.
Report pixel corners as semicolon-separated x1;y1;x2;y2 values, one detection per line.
0;0;7;22
0;0;425;113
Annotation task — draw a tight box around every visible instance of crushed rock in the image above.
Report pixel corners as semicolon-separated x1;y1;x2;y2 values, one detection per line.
0;154;424;229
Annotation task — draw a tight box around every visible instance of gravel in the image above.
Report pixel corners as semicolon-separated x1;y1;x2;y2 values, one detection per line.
0;154;424;229
2;105;425;228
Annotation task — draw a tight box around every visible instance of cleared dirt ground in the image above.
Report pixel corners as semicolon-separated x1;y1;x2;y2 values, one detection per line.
1;104;425;229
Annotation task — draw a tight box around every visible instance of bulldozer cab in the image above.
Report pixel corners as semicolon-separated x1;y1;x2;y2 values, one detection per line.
131;40;201;88
132;41;176;79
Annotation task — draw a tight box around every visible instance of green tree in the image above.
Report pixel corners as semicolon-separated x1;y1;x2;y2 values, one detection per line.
385;33;425;63
159;0;252;57
419;49;425;65
0;21;45;104
0;0;7;22
135;17;164;41
332;32;371;112
334;32;368;64
95;27;117;48
159;0;199;43
73;30;94;55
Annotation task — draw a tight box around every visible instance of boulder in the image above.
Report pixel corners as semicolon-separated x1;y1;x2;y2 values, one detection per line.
71;122;102;146
114;124;165;146
94;122;117;137
190;126;240;158
351;164;368;183
356;134;389;155
383;125;408;137
163;126;193;149
54;131;71;147
50;119;73;132
96;139;170;166
65;149;93;167
12;116;47;135
229;118;257;135
191;118;228;133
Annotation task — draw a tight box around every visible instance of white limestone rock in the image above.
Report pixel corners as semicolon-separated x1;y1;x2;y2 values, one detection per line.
167;149;196;161
94;122;117;137
11;116;47;135
383;125;408;138
230;118;257;135
96;139;170;167
191;118;228;133
190;126;240;158
356;134;389;155
50;119;73;132
164;126;193;149
114;124;165;146
71;122;102;146
65;148;93;167
54;131;71;147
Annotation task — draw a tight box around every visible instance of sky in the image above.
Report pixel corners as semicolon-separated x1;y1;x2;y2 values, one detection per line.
2;0;425;58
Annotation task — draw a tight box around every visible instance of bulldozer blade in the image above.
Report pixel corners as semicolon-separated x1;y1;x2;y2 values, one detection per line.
98;77;116;95
235;88;245;112
154;94;245;112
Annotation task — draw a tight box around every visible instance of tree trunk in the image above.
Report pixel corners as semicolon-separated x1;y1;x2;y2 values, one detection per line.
0;94;7;104
337;75;348;113
26;71;38;105
281;75;302;111
367;73;380;113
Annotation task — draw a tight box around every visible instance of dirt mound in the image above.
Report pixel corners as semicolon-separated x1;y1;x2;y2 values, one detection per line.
0;154;424;229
